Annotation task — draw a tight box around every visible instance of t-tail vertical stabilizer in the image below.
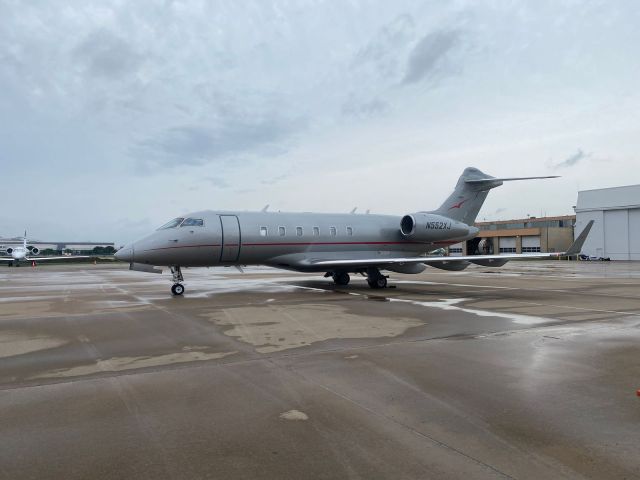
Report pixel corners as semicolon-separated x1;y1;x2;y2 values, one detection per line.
431;167;559;225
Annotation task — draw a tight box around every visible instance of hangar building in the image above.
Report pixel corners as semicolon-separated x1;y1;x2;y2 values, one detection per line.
448;215;576;256
574;184;640;260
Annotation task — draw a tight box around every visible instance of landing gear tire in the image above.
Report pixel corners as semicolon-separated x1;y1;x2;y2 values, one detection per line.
332;272;350;286
366;268;388;289
170;266;185;296
367;276;387;289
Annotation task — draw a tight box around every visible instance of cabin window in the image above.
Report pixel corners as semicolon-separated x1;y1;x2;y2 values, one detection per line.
346;226;353;236
259;226;268;237
313;226;320;236
181;218;204;227
157;218;184;230
330;226;337;236
296;226;303;236
278;226;286;236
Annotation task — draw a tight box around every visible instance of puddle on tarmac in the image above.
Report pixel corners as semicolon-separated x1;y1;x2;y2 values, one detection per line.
389;298;551;325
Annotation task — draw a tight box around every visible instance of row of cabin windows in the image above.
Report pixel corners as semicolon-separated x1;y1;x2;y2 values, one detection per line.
259;226;353;237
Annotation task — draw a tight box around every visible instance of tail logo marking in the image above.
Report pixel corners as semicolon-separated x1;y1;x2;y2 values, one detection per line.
449;199;467;209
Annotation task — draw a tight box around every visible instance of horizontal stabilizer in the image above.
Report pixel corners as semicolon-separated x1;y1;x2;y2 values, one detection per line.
465;175;559;184
565;220;595;256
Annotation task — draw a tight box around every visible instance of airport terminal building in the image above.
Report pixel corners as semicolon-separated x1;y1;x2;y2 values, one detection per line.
574;184;640;260
0;237;115;254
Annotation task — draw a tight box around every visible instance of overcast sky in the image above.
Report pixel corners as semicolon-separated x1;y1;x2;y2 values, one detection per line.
1;0;639;244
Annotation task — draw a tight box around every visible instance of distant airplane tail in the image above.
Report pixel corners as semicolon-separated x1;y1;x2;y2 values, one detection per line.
23;230;27;249
431;167;558;225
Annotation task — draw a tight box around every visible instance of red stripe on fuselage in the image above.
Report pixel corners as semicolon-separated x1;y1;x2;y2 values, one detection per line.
143;240;458;252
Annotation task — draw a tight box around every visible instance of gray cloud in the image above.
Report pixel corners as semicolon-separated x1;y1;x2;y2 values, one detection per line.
353;14;415;78
551;149;590;170
134;115;300;170
73;29;143;79
403;30;459;84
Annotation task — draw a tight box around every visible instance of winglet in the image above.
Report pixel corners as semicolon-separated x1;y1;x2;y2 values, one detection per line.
261;204;269;212
565;220;595;256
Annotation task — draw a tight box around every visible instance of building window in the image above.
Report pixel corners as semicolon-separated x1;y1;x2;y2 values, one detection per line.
278;226;286;236
259;226;268;237
313;226;320;236
449;247;463;253
522;247;541;253
296;226;303;236
330;226;337;236
346;226;353;236
499;247;516;253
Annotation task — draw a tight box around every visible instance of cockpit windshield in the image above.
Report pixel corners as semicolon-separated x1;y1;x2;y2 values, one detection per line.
157;218;184;230
181;218;204;227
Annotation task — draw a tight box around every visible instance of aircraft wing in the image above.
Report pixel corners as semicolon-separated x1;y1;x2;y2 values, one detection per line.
27;256;92;261
310;220;594;269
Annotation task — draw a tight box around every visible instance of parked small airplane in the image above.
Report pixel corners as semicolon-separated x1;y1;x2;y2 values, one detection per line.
115;167;593;295
0;232;89;266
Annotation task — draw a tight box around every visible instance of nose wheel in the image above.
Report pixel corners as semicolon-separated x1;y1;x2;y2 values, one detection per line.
170;266;185;296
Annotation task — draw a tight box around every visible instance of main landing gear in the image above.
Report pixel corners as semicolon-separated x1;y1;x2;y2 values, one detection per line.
170;266;185;296
326;268;388;289
332;271;350;286
366;267;388;289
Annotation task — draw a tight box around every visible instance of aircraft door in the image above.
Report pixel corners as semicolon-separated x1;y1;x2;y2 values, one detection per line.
220;215;241;262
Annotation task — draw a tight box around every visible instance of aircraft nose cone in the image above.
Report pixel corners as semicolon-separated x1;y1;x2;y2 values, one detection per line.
115;244;133;262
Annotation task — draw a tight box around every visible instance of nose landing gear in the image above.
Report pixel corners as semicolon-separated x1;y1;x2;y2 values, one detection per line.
170;266;185;296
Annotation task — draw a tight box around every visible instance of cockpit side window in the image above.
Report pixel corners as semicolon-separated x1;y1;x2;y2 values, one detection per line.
181;218;204;227
157;218;184;230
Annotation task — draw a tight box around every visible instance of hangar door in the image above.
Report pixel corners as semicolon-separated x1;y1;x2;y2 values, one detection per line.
604;210;629;260
499;237;516;253
630;209;640;260
522;236;540;253
220;215;241;262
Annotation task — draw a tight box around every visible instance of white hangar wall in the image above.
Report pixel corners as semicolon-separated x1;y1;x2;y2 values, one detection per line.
575;184;640;260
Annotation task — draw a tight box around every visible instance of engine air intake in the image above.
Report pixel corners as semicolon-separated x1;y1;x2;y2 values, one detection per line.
400;215;416;236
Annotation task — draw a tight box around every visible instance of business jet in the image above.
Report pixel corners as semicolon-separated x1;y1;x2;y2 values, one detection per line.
0;232;89;266
115;167;593;295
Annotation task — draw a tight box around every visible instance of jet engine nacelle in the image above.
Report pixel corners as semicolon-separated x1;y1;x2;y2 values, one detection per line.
5;247;13;255
29;246;39;255
400;213;477;242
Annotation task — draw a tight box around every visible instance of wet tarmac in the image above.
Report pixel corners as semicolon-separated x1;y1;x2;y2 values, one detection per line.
1;262;640;479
